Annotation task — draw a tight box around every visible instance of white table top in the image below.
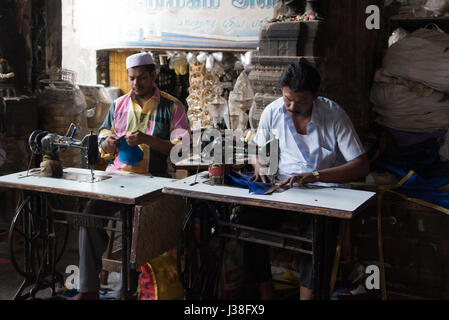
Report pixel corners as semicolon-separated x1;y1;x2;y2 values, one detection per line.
162;172;376;219
0;168;175;204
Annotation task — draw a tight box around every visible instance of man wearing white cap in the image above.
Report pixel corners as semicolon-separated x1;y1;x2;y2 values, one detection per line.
73;52;190;300
98;52;190;175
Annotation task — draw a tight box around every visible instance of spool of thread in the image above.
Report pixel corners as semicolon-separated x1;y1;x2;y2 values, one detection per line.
208;164;230;185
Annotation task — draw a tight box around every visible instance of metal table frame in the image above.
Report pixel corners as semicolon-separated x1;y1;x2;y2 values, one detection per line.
8;190;134;300
163;173;376;300
0;168;170;300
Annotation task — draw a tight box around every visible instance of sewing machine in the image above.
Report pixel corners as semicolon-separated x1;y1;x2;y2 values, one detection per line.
162;172;376;299
2;127;181;300
27;124;99;182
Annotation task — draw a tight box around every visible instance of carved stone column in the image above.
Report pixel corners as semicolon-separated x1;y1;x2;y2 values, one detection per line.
248;19;324;129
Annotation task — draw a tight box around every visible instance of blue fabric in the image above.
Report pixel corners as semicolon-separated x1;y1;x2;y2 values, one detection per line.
228;171;274;195
398;173;449;210
374;159;449;210
116;136;144;166
374;148;449;187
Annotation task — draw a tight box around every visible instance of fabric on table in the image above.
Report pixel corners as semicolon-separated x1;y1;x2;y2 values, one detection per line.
228;171;274;195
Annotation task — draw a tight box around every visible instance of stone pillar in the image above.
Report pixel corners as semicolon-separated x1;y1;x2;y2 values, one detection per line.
248;20;325;129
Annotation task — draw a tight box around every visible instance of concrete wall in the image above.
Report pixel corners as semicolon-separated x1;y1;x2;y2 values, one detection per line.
61;0;97;85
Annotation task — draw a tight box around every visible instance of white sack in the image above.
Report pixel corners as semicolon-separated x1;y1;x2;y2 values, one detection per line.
383;28;449;93
370;69;449;133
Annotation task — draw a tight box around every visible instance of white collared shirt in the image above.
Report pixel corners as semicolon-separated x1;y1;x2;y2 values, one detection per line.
254;96;365;187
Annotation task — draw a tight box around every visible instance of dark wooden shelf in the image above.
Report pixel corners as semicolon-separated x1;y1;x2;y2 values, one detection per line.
389;15;449;33
391;15;449;21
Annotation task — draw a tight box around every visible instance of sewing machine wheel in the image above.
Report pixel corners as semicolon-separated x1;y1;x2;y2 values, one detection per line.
28;130;47;155
177;201;225;300
8;195;69;279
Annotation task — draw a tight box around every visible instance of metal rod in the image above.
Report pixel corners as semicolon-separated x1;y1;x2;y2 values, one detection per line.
217;220;313;243
64;123;76;138
218;233;313;255
52;142;86;150
53;219;121;233
50;208;122;222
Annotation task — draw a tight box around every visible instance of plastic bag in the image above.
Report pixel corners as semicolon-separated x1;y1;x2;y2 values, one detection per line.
168;53;189;76
138;250;184;300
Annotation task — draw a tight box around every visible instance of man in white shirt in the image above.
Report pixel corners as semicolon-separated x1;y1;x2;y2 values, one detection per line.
246;60;369;300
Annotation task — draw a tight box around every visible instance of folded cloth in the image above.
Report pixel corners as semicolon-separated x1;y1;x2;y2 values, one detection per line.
228;170;274;195
116;136;144;166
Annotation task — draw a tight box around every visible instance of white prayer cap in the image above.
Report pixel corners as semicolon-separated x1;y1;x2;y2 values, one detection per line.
126;52;154;69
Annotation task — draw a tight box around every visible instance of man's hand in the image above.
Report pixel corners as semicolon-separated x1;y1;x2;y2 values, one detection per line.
278;172;316;189
101;135;118;154
249;162;273;183
126;130;148;146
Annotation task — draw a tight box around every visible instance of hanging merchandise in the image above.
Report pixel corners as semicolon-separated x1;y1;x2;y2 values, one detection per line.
197;52;225;75
225;71;254;130
207;95;228;129
240;51;253;71
186;52;227;130
249;94;264;130
167;52;189;76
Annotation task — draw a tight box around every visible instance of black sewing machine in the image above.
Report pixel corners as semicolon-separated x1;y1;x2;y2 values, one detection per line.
198;129;278;185
28;124;99;182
